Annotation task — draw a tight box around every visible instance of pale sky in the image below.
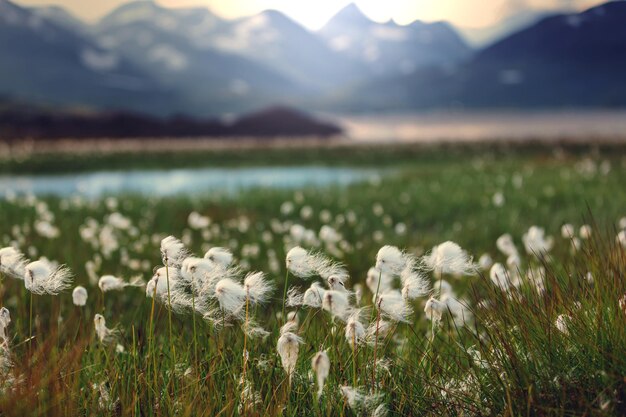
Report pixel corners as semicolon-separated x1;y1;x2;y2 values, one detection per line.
14;0;604;29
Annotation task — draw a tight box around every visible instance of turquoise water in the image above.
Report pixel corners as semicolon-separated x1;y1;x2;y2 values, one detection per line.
0;166;382;198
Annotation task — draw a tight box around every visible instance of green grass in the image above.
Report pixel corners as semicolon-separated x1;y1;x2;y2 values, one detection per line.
0;144;625;416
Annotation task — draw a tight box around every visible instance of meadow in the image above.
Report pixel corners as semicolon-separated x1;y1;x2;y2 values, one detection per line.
0;143;625;416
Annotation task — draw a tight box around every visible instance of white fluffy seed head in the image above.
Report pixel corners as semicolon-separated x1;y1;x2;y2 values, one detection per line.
160;236;187;267
285;246;316;278
489;263;510;290
376;291;413;323
204;247;234;268
0;247;26;279
424;297;446;322
365;267;394;294
93;314;117;344
24;259;72;295
302;282;326;308
98;275;125;292
401;268;430;300
478;253;493;271
522;226;553;256
72;286;88;306
180;257;215;284
277;332;302;378
375;246;405;274
496;234;518;257
311;351;330;400
327;275;349;293
555;314;570;335
345;313;366;347
243;271;274;305
215;278;246;316
424;241;476;276
0;307;10;341
561;223;575;238
322;290;351;321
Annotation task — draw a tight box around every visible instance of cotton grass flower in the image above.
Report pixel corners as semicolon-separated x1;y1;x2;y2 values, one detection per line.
243;272;274;305
375;245;406;275
489;263;510;290
24;259;72;295
345;313;366;347
322;290;351;321
579;225;592;239
522;226;553;256
561;223;575;238
0;307;10;341
365;267;393;295
555;314;571;335
0;247;27;279
276;332;302;380
215;278;247;316
72;286;88;306
424;297;446;323
339;386;383;412
93;314;117;345
376;291;412;323
98;275;144;292
401;266;430;300
204;247;234;268
160;236;187;267
496;234;518;257
311;351;330;400
424;241;476;276
478;253;493;271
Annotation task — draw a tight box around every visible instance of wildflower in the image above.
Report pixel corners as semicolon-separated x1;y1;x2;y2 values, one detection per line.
243;272;274;305
188;211;210;229
616;231;626;248
0;307;10;341
286;246;316;278
489;263;510;290
339;386;383;412
204;247;234;268
424;241;476;276
561;223;575;238
555;314;570;335
98;275;144;292
0;247;27;279
579;225;592;240
24;259;72;295
375;246;406;275
93;314;117;344
146;267;180;298
522;226;553;256
215;278;246;316
478;253;493;271
327;275;349;293
72;286;88;306
276;332;302;379
376;291;412;323
302;282;326;308
424;297;446;323
345;313;366;347
160;236;187;267
311;351;330;400
322;290;351;321
365;267;394;294
180;257;215;286
496;234;518;257
401;266;430;300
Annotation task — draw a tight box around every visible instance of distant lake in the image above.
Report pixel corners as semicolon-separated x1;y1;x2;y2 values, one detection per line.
338;110;626;142
0;166;382;198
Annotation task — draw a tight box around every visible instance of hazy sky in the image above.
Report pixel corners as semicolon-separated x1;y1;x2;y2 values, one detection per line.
14;0;603;29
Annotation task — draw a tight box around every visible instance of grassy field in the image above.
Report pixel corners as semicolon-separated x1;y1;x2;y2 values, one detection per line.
0;143;625;416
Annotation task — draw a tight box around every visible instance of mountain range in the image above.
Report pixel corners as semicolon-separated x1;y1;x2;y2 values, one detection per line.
1;0;625;116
